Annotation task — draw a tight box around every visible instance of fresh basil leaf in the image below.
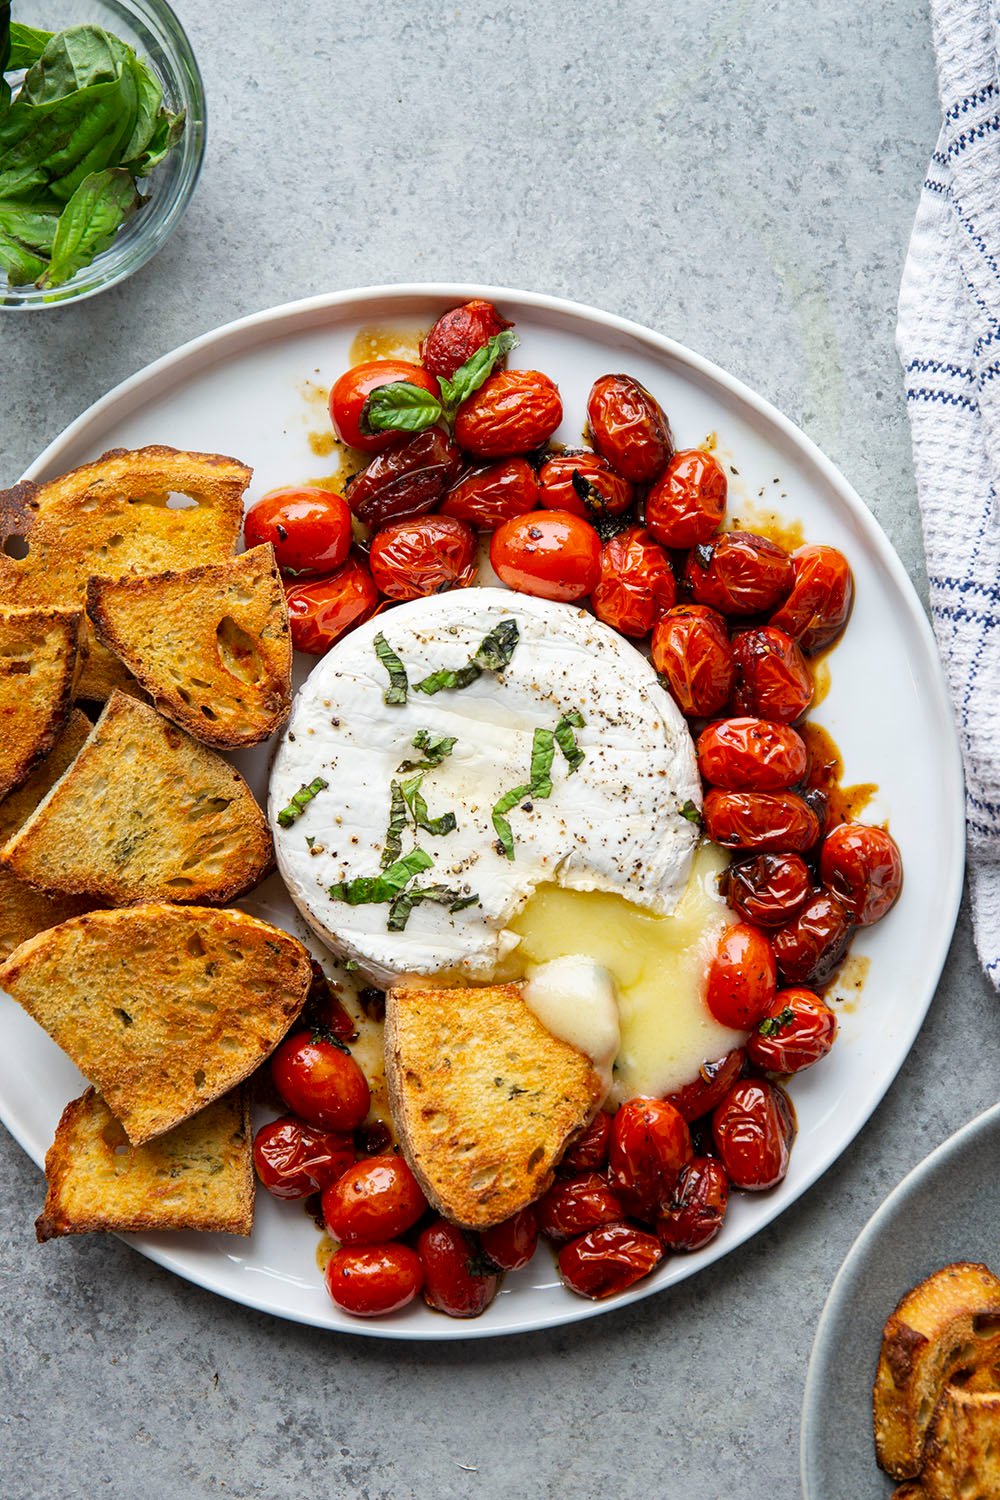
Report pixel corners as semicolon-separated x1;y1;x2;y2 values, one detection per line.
399;773;457;838
396;729;457;773
119;52;162;164
387;882;478;932
8;22;53;71
491;781;531;860
381;780;408;869
276;775;329;828
0;198;60;252
21;25;123;103
374;632;408;704
757;1007;795;1037
362;380;443;437
127;105;183;177
328;848;434;906
40;166;140;286
1;5;11;112
554;709;585;772
438;329;519;413
414;619;520;695
0;221;46;282
529;727;555;800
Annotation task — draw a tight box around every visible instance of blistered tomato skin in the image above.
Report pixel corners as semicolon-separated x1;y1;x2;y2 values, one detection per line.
243;488;353;575
706;922;778;1029
587;374;673;482
420;299;512;380
770;544;854;654
819;823;903;926
536;1173;625;1243
284;558;380;655
721;852;813;927
480;1207;539;1271
651;604;735;717
747;988;837;1074
703;788;821;853
732;626;814;724
320;1155;428;1245
345;428;463;531
440;458;539;530
325;1243;424;1317
686;532;794;616
490;510;602;602
253;1117;355;1200
697;717;808;792
417;1220;500;1318
712;1079;795;1191
271;1033;371;1132
558;1223;664;1299
591;527;677;637
645;449;727;548
369;515;478;601
773;892;855;987
666;1047;746;1123
560;1111;613;1173
657;1157;730;1252
538;451;634;519
608;1097;693;1221
329;360;441;453
453;369;563;456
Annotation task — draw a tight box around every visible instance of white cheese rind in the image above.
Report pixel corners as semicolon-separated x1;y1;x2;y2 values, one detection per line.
268;590;700;985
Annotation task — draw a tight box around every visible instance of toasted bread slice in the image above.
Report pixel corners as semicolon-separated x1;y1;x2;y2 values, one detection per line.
0;607;82;800
384;982;605;1230
0;446;250;700
2;692;273;905
0;707;91;843
36;1086;253;1240
0;903;311;1143
0;867;92;963
920;1383;1000;1500
874;1263;1000;1478
87;545;292;749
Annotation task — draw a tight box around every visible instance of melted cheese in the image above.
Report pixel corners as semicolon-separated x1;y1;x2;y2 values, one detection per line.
522;956;620;1095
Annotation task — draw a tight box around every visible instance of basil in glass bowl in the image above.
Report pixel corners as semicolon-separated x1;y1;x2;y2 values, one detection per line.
0;0;204;308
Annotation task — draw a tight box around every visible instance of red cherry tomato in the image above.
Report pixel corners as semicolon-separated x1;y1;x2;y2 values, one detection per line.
590;527;676;637
440;458;539;530
666;1047;746;1123
557;1223;663;1299
646;449;728;548
329;360;441;453
685;531;794;617
747;988;837;1074
303;957;359;1042
560;1111;613;1173
706;922;777;1029
420;300;512;379
657;1156;730;1252
819;823;903;926
345;427;463;531
243;488;353;575
480;1207;538;1271
271;1033;371;1131
712;1078;795;1191
490;509;601;602
731;626;814;723
252;1116;355;1200
720;853;813;927
368;515;477;601
587;374;673;482
284;557;379;655
536;1173;625;1243
651;604;735;717
769;544;854;654
417;1219;500;1318
538;451;634;519
697;717;808;792
608;1097;693;1222
320;1154;427;1245
453;369;563;456
324;1242;424;1317
772;892;855;986
703;788;821;852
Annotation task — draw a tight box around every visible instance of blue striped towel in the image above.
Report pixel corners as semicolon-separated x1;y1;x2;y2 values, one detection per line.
897;0;1000;987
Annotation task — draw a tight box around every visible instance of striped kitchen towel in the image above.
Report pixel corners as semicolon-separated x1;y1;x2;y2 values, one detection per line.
897;0;1000;987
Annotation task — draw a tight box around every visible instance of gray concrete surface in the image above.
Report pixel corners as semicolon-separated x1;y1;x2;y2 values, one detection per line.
2;2;996;1497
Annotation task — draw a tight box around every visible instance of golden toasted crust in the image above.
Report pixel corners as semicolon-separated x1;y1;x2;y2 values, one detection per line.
384;983;605;1230
87;545;292;749
0;867;93;963
920;1383;1000;1500
0;903;311;1144
0;607;82;800
0;707;90;844
36;1087;254;1240
2;692;273;905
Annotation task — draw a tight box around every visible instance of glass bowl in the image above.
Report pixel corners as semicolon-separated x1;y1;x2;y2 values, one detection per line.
0;0;205;309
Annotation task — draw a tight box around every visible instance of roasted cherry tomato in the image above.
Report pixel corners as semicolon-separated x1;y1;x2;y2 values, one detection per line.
557;1223;663;1300
329;360;441;453
490;509;601;602
769;544;854;654
417;1219;500;1318
345;427;463;531
731;626;814;723
243;487;352;575
685;531;794;617
301;958;359;1042
720;852;813;927
703;788;821;853
320;1154;427;1245
591;526;676;637
697;717;808;792
271;1033;371;1132
819;822;903;926
772;892;855;986
560;1111;613;1173
368;514;477;601
420;299;512;380
666;1047;746;1123
657;1157;730;1252
587;374;673;482
284;557;379;655
608;1097;693;1222
324;1242;424;1317
537;451;634;519
440;458;539;530
252;1116;355;1200
747;988;837;1074
645;449;727;548
651;604;735;717
706;922;778;1029
712;1078;795;1191
536;1173;625;1243
453;369;563;456
480;1207;539;1271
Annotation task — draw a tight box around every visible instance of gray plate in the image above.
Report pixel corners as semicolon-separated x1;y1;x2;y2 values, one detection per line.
800;1102;1000;1497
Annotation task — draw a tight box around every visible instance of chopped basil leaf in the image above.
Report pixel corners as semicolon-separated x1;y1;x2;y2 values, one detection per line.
438;329;520;413
529;727;555;800
491;781;532;860
381;780;408;869
397;729;457;772
342;959;360;973
387;883;480;932
374;633;409;705
361;380;443;436
400;773;458;838
414;618;520;696
554;709;586;772
328;848;433;905
758;1007;796;1038
492;709;586;860
276;777;328;828
679;799;702;825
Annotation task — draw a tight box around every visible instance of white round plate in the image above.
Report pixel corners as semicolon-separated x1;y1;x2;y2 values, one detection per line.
800;1103;1000;1497
0;284;965;1339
